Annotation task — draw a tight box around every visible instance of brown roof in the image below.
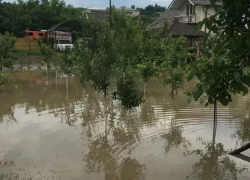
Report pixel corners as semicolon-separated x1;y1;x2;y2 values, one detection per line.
151;10;180;29
168;22;206;37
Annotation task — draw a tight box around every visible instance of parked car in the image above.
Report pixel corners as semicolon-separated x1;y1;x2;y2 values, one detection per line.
54;39;74;51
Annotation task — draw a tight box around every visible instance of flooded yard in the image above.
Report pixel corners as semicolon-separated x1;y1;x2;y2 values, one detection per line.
1;71;250;180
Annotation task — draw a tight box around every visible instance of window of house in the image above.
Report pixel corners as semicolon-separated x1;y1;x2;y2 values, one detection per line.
38;33;44;37
28;32;33;36
186;4;195;15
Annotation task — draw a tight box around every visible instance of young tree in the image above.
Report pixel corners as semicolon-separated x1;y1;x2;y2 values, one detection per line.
0;32;16;85
63;12;190;110
162;0;250;124
188;0;250;106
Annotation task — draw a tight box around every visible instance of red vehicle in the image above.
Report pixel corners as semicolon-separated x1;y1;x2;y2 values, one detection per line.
24;30;72;41
24;30;46;39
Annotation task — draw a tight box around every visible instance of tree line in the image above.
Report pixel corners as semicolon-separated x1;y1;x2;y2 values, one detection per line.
0;0;82;36
134;4;166;24
0;0;166;37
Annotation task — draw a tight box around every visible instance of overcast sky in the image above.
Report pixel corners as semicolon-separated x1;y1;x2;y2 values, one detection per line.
3;0;172;8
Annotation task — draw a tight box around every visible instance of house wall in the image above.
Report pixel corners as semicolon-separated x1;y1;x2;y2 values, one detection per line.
178;2;216;32
131;11;140;16
199;6;216;31
195;5;203;23
179;2;188;15
178;2;200;23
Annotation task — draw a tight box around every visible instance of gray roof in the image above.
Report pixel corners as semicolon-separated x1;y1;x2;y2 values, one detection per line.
168;0;222;9
168;22;206;37
151;10;206;37
192;0;222;5
151;10;180;29
47;20;82;32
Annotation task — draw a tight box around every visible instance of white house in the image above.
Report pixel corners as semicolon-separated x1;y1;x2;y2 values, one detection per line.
168;0;222;32
151;0;222;48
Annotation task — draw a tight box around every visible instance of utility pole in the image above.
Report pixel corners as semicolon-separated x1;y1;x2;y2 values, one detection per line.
109;0;112;27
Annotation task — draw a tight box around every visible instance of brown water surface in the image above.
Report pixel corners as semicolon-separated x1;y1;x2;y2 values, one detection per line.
1;71;250;180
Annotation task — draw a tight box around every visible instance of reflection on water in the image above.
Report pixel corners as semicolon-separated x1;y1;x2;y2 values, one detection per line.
184;124;247;180
1;71;250;180
161;118;191;154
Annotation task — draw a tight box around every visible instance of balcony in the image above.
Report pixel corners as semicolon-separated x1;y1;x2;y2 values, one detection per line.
175;14;197;24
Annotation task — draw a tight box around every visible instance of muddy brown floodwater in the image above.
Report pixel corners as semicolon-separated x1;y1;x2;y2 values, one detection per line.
1;71;250;180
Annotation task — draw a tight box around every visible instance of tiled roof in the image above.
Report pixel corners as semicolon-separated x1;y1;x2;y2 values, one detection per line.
168;22;206;37
151;10;180;29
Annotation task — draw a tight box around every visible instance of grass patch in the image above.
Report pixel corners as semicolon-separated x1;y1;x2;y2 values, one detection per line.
14;49;41;58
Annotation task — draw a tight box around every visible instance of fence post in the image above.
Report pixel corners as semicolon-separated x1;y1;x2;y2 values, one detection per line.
29;38;31;51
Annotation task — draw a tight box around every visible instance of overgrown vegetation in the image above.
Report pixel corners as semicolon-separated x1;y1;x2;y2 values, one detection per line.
60;12;190;110
2;0;250;113
182;0;250;108
0;32;16;85
136;4;166;25
0;0;82;36
0;0;165;36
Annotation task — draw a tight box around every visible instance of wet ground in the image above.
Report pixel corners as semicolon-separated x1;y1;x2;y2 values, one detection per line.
1;71;250;180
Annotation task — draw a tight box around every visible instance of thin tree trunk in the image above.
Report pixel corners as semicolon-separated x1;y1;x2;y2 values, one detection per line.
229;143;250;155
104;96;108;138
66;75;68;99
212;120;217;145
230;154;250;163
55;70;58;88
214;100;217;124
82;88;85;102
46;63;48;78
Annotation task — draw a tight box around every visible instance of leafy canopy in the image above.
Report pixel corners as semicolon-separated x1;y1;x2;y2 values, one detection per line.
182;0;250;106
0;32;16;85
64;12;190;109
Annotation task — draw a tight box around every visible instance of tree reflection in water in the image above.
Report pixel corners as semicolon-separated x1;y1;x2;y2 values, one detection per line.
185;124;247;180
233;117;250;146
0;140;16;180
59;101;80;126
82;96;145;180
0;108;16;124
161;118;191;154
84;134;146;180
0;71;84;125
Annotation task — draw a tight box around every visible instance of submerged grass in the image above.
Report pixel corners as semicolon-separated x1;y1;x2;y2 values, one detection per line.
13;49;42;58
